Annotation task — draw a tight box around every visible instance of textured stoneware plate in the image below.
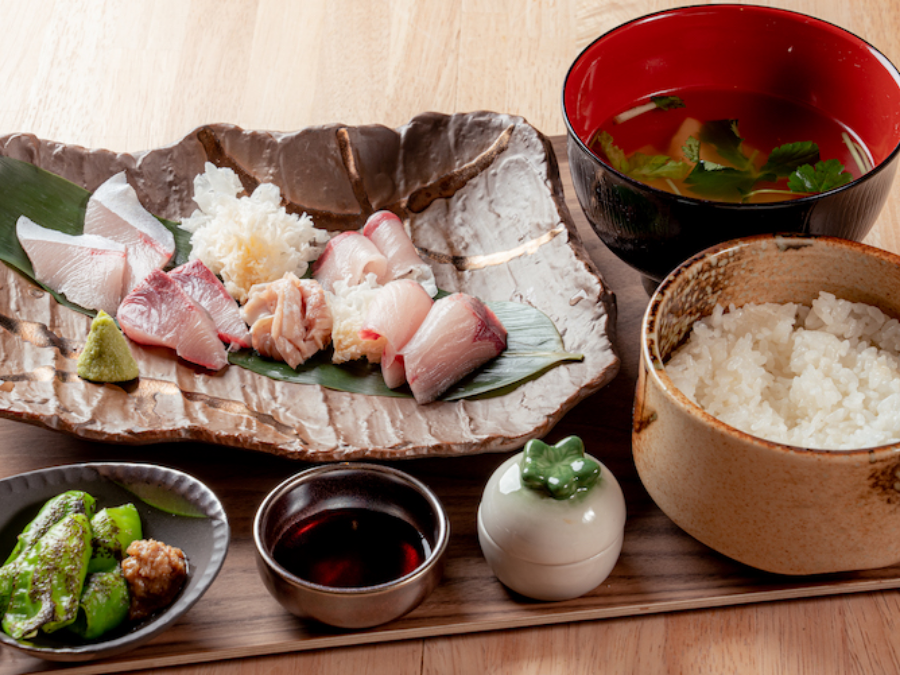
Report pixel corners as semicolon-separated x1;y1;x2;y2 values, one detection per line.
0;462;230;662
0;112;618;461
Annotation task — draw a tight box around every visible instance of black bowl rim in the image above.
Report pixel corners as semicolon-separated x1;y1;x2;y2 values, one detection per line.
561;3;900;210
253;462;449;597
0;462;230;662
641;232;900;458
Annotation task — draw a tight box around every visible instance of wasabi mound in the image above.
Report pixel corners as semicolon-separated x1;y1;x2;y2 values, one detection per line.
77;311;139;382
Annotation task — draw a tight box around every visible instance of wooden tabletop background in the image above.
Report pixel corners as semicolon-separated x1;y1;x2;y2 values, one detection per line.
2;1;900;673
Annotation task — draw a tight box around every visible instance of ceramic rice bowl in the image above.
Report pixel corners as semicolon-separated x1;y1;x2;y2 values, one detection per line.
633;234;900;575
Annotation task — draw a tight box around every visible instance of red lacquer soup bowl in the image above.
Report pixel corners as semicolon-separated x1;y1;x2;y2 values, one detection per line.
563;5;900;289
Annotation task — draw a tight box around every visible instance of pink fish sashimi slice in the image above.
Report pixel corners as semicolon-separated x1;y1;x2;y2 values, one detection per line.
84;171;176;295
117;269;228;370
400;293;507;404
362;212;419;274
16;215;127;316
311;231;388;292
362;211;435;295
359;280;434;389
169;259;250;348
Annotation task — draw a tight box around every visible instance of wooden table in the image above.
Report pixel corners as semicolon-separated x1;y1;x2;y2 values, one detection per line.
2;1;900;673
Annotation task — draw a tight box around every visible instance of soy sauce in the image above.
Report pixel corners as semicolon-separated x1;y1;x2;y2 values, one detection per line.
273;508;430;588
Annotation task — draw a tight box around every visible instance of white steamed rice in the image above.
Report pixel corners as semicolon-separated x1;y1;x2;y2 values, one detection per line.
665;291;900;450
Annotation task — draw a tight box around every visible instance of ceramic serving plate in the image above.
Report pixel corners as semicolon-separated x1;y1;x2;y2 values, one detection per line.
0;111;618;461
0;462;229;662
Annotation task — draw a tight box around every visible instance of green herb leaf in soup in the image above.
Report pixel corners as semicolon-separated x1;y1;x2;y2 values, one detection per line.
589;88;869;203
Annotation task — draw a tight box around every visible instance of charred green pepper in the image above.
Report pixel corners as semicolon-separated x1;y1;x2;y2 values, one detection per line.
2;513;93;639
3;491;96;566
0;564;13;616
88;504;142;574
68;565;130;639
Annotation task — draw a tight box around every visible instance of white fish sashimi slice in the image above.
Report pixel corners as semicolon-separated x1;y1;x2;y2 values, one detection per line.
359;280;434;389
16;215;127;315
400;293;507;404
169;259;251;348
117;269;228;370
363;211;437;297
84;171;176;294
311;231;388;292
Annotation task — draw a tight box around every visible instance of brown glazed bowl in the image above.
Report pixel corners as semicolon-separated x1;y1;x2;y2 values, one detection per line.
633;234;900;575
563;5;900;290
253;463;448;629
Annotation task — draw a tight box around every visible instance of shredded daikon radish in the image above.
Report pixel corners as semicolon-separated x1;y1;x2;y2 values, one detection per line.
179;163;330;303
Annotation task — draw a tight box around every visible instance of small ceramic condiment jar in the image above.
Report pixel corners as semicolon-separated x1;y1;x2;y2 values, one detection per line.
477;436;626;601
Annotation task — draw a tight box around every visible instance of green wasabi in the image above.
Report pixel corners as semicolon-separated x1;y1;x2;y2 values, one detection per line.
76;310;139;383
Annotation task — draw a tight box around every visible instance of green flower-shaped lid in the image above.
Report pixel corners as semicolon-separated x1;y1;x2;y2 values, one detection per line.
520;436;600;499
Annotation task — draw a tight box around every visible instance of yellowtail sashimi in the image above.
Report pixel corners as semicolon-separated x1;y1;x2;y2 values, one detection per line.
16;215;127;315
363;211;437;297
169;260;251;349
400;293;507;404
84;171;176;295
117;269;228;370
312;231;388;292
359;280;434;389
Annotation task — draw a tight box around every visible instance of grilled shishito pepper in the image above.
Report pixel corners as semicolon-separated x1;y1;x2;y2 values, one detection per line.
88;504;142;574
3;491;96;566
68;565;130;639
0;564;13;615
2;513;93;639
65;504;142;640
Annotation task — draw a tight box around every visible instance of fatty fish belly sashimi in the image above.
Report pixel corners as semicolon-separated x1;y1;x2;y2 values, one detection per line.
312;231;388;292
363;211;437;297
16;215;127;315
169;260;250;348
241;273;332;368
117;269;228;370
359;280;434;389
400;293;507;404
84;172;176;294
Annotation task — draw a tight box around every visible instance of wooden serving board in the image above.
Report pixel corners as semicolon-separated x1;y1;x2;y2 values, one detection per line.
2;136;900;675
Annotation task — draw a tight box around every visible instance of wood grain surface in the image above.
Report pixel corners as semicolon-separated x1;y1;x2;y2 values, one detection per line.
1;1;900;674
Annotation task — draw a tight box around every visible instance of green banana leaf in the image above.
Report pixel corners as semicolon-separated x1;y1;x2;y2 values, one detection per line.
0;156;583;400
229;300;583;400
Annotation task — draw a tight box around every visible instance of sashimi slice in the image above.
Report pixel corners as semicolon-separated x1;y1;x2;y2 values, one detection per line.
363;211;437;296
359;280;434;388
400;293;507;404
117;269;228;370
84;171;176;294
241;273;332;368
311;231;388;292
169;260;250;348
16;215;127;315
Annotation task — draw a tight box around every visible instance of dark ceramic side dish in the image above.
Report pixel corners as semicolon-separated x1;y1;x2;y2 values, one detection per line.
0;463;230;662
563;5;900;287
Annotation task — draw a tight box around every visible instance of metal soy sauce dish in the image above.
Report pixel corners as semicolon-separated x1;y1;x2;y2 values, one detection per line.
253;463;449;629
